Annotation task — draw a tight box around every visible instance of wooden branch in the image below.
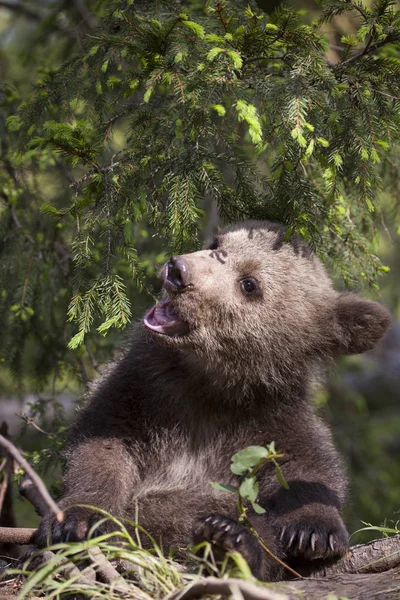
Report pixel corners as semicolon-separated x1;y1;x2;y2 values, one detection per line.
88;546;130;589
19;475;50;517
0;527;36;545
0;434;63;522
168;577;287;600
0;458;10;514
25;550;96;585
304;533;400;576
280;565;400;600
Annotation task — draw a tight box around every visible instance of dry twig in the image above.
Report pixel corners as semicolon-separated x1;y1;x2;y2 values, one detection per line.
168;577;287;600
0;434;63;522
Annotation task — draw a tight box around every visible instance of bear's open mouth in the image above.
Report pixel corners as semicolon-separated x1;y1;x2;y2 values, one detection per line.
143;299;190;336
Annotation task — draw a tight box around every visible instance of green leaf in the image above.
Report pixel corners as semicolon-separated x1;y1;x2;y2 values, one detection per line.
210;482;239;494
272;459;289;489
239;476;259;502
231;446;269;472
231;462;247;475
251;502;266;514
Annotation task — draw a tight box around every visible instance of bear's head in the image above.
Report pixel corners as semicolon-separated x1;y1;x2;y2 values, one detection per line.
144;221;391;392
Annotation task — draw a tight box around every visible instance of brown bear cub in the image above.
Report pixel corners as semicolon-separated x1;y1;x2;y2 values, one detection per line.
34;221;391;580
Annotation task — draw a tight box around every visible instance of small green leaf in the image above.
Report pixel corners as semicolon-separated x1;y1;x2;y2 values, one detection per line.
231;446;269;470
231;462;247;475
272;459;289;489
210;482;239;494
239;476;259;502
252;502;266;514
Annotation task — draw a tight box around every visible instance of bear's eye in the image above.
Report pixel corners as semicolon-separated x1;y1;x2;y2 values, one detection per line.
240;277;259;297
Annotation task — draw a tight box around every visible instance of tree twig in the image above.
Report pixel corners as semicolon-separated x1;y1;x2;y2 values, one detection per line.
0;434;63;522
19;475;50;517
0;458;10;515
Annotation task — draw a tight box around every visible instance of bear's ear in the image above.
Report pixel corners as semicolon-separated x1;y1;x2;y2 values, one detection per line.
333;293;391;355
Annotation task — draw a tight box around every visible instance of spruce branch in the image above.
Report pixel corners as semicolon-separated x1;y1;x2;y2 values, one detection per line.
336;36;394;68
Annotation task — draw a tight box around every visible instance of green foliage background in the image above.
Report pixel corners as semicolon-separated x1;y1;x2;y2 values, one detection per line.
0;0;399;538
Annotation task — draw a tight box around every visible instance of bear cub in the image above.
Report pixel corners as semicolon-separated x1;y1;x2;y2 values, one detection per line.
34;221;391;580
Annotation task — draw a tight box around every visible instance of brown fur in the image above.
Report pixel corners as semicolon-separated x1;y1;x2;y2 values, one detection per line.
34;221;391;580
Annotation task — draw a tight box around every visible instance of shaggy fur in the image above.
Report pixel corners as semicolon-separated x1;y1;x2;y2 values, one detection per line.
34;221;391;580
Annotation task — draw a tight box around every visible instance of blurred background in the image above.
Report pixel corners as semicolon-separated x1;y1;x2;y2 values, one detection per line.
0;0;399;550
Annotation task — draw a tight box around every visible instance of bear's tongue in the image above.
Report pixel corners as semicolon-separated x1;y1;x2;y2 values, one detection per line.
143;299;189;336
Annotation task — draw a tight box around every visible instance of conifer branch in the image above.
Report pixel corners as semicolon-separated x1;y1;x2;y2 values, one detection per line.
337;36;393;67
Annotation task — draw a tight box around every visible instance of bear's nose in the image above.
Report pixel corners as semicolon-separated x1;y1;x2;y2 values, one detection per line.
164;256;191;293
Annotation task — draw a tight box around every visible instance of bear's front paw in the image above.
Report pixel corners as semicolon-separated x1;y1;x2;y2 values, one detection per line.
278;512;348;560
193;514;262;575
34;506;103;547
